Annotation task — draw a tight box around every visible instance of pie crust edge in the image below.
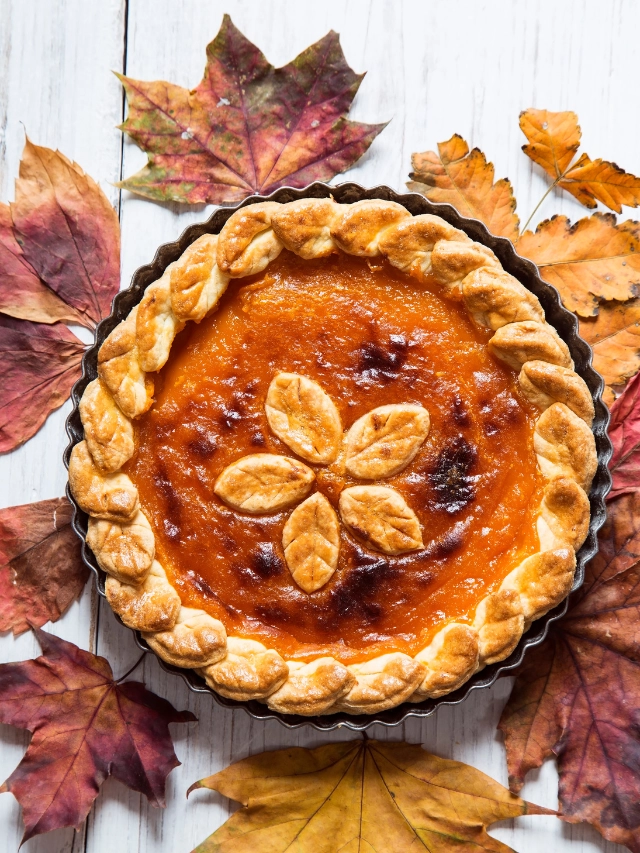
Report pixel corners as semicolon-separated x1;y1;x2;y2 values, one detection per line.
69;197;597;716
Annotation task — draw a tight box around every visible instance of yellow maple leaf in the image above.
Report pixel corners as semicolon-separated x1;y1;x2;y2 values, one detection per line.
516;213;640;317
520;108;640;214
407;134;520;241
188;739;550;853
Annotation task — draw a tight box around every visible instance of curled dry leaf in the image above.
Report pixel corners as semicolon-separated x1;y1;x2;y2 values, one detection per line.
499;490;640;852
407;134;520;240
10;138;120;328
339;485;422;555
0;315;84;452
345;403;430;479
265;372;342;464
214;453;315;514
282;492;340;593
0;497;88;636
189;739;550;853
516;214;640;318
118;15;387;205
0;629;195;843
520;108;640;213
608;370;640;500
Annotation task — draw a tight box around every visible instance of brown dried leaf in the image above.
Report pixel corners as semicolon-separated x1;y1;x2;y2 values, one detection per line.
0;315;84;452
561;154;640;213
345;403;430;479
282;492;339;593
214;453;315;514
516;213;640;317
189;739;550;853
0;497;88;635
407;134;520;240
519;109;581;181
339;485;423;555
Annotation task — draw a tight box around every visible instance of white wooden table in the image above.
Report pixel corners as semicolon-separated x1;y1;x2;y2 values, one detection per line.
0;2;635;851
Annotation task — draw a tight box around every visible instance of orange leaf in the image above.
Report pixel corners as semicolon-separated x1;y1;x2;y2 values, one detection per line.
407;134;520;240
561;153;640;214
579;297;640;396
519;108;581;181
516;213;640;317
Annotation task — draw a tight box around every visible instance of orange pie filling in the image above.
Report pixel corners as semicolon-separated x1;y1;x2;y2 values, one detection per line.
125;252;543;665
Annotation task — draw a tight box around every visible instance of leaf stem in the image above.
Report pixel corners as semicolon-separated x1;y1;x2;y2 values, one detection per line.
521;178;560;235
116;652;146;683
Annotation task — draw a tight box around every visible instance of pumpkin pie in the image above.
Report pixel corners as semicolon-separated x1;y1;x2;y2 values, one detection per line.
69;197;596;715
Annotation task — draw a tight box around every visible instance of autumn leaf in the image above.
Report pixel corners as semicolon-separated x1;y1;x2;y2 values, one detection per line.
520;108;640;213
407;134;520;240
0;497;89;636
499;490;640;852
608;370;640;500
188;739;550;852
117;15;387;205
516;213;640;317
10;138;121;328
0;315;84;452
579;296;640;399
0;629;196;843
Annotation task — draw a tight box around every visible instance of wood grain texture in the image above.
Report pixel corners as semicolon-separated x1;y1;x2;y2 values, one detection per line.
0;1;636;851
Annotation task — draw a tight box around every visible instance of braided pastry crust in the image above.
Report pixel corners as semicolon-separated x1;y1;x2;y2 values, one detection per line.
71;196;598;715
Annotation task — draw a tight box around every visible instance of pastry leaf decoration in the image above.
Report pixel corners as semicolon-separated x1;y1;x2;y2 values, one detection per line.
0;497;89;635
0;629;196;843
0;139;121;452
499;489;640;852
117;15;388;205
339;485;423;555
214;453;315;513
188;739;551;853
344;403;430;479
282;493;340;593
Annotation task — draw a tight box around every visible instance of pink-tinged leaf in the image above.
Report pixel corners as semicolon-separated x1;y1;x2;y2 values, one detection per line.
0;203;84;325
118;15;387;205
609;370;640;499
0;629;196;842
0;497;89;635
0;315;84;453
10;139;120;328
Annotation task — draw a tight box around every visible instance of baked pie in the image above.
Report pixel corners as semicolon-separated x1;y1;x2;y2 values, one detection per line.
69;197;597;716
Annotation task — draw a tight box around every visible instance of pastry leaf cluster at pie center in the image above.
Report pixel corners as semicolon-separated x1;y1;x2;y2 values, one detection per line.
69;197;597;716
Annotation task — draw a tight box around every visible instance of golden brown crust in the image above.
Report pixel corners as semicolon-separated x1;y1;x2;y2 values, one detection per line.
430;242;499;297
538;476;591;550
69;441;139;522
473;590;524;665
97;306;154;419
534;403;598;491
489;321;573;371
519;361;594;426
331;199;411;256
270;197;340;259
105;560;181;632
143;606;227;668
198;638;288;700
216;202;283;276
500;548;576;621
378;214;469;274
79;379;134;473
86;511;155;585
265;657;356;715
412;623;480;700
169;233;230;322
333;653;425;714
74;197;597;714
462;267;545;330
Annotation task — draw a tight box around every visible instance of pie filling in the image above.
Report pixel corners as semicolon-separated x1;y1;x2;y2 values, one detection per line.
125;251;543;664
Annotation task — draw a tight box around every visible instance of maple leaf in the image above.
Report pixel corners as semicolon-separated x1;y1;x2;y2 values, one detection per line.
499;490;640;852
117;15;387;205
0;629;196;843
0;315;84;452
520;108;640;213
407;134;520;241
516;213;640;317
0;497;89;636
579;296;640;400
188;738;550;852
9;138;121;329
608;370;640;500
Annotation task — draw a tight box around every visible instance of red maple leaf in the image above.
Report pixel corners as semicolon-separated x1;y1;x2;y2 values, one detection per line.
0;629;196;842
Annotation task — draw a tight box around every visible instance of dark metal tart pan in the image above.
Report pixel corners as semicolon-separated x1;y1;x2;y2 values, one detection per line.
64;182;612;731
